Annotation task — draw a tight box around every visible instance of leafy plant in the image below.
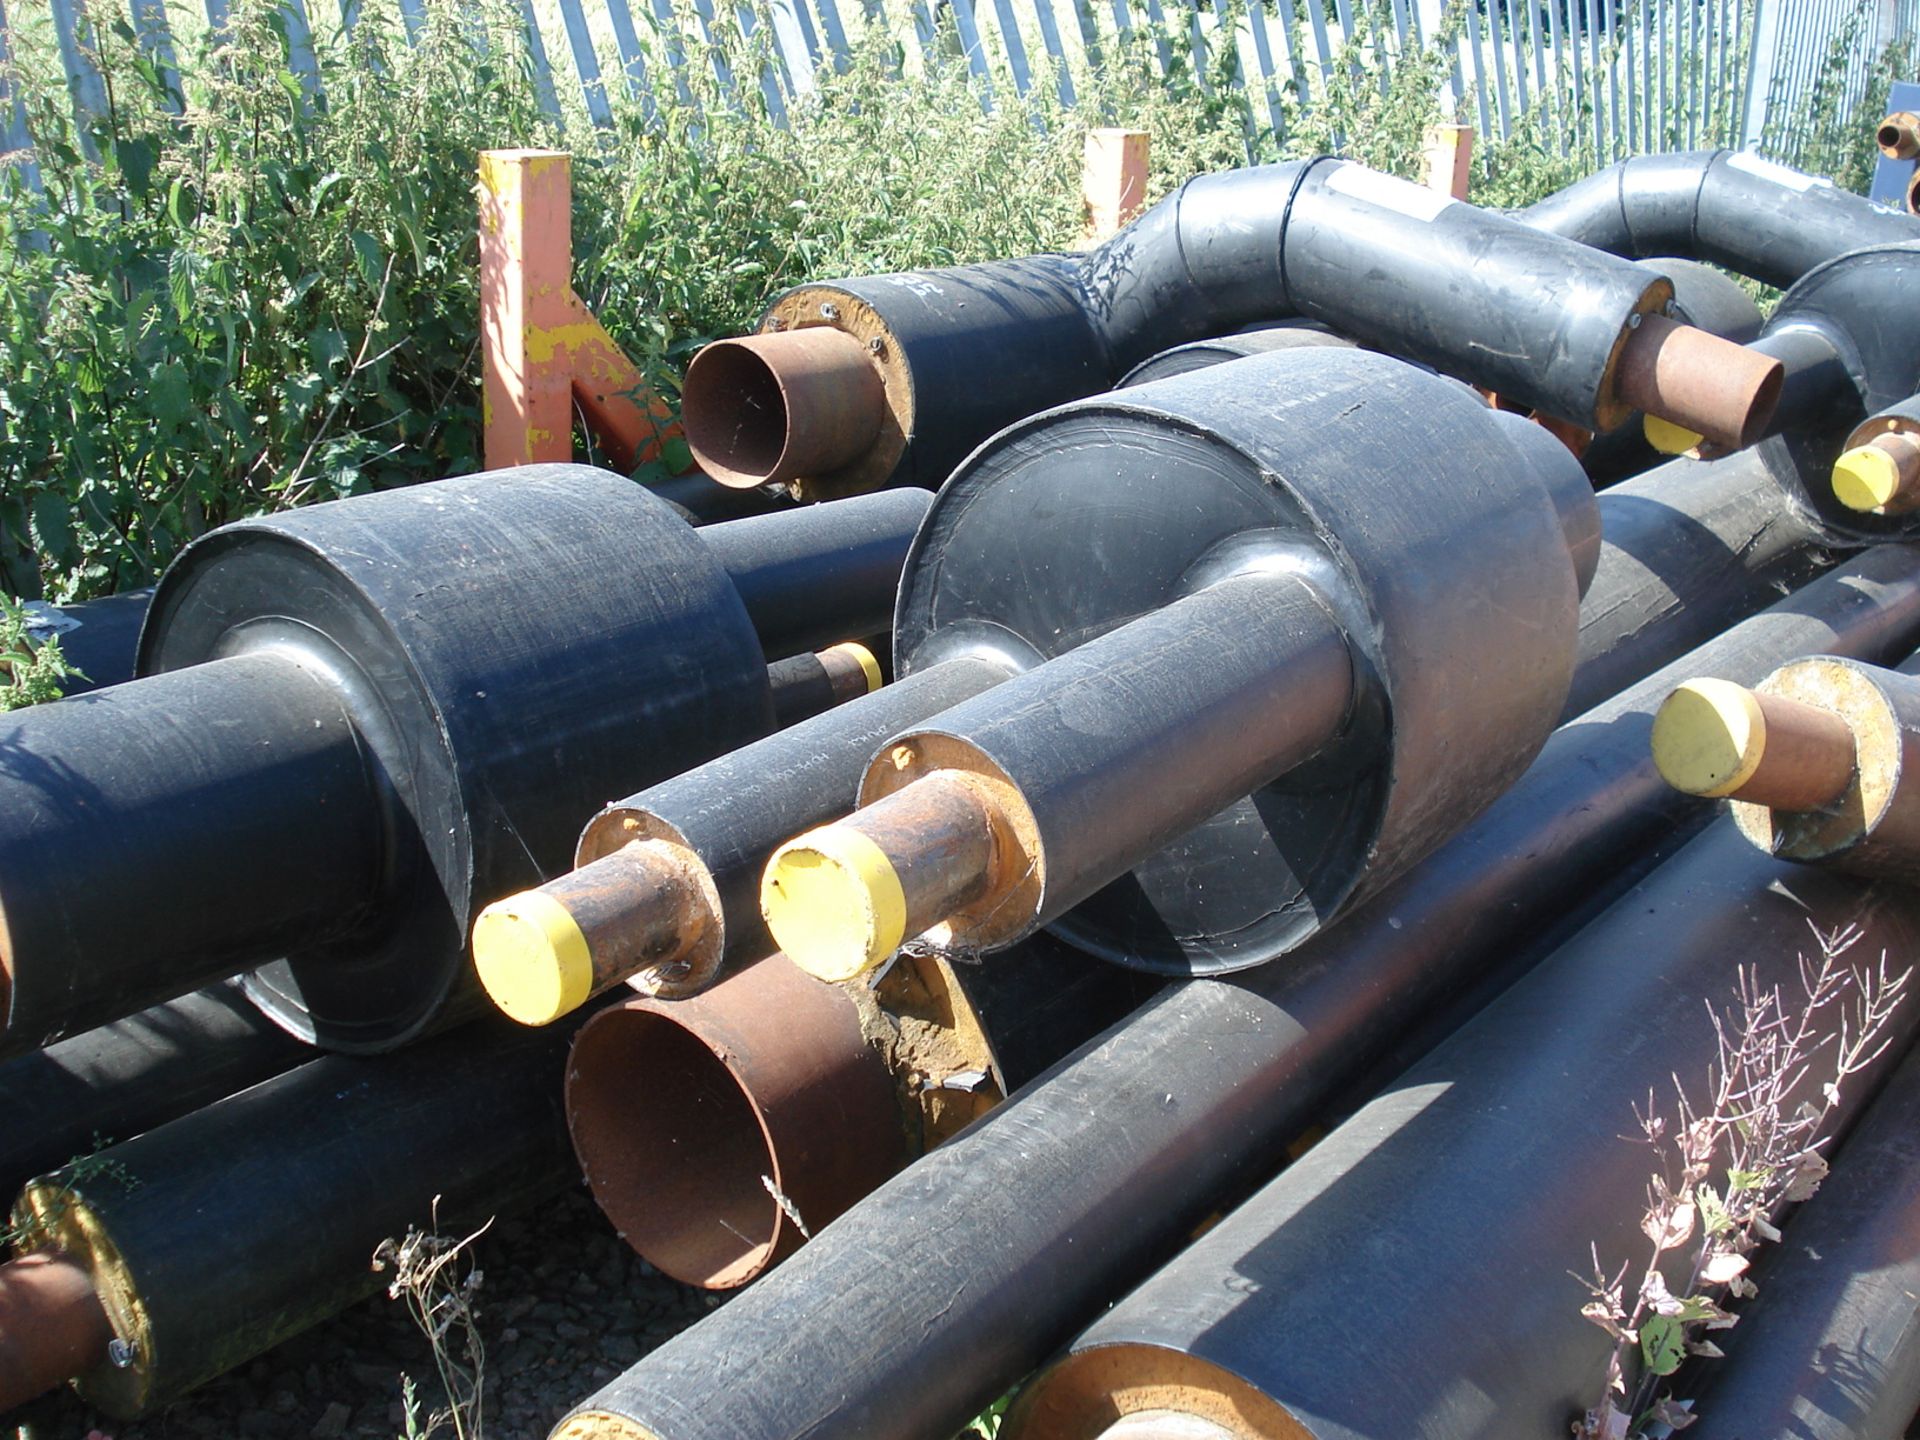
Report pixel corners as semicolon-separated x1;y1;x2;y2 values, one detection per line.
1572;924;1910;1439
0;593;82;709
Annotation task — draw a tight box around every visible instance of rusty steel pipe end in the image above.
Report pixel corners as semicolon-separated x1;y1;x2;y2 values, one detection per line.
0;1251;112;1415
565;955;907;1290
682;329;888;490
1652;678;1858;812
1612;315;1784;453
1881;112;1920;159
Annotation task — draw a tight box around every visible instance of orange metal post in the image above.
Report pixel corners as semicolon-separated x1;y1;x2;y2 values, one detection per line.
1081;129;1151;245
478;149;678;473
1419;124;1475;201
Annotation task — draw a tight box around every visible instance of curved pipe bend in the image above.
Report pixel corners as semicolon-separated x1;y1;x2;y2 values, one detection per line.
1521;149;1920;290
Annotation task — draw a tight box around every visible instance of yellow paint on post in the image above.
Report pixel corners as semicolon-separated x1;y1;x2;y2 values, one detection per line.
472;889;594;1026
1650;678;1769;798
761;827;908;984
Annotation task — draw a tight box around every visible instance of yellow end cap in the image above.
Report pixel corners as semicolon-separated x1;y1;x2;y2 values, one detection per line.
825;641;884;694
1643;414;1704;455
1833;445;1902;513
1650;678;1768;798
472;890;594;1026
761;827;908;984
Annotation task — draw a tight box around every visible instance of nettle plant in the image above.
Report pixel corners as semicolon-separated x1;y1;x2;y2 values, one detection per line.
1574;924;1910;1439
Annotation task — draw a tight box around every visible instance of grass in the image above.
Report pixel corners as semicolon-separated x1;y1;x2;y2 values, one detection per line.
0;0;1249;601
0;0;1896;613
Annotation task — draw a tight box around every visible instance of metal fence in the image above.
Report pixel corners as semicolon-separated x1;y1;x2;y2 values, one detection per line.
1;0;1912;180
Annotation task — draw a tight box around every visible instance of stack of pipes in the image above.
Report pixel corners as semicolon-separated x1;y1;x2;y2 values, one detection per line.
2;152;1920;1439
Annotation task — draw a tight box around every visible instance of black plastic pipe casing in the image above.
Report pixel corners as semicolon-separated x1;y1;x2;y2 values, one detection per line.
1009;820;1920;1440
0;652;388;1050
891;350;1594;975
553;547;1920;1440
1520;149;1920;289
1686;1040;1920;1440
876;571;1356;952
0;982;308;1205
764;160;1692;492
698;489;930;659
1749;324;1858;438
577;656;1012;972
1273;161;1661;429
1081;158;1670;429
1116;321;1355;387
0;467;924;1057
16;1012;586;1417
1565;437;1834;718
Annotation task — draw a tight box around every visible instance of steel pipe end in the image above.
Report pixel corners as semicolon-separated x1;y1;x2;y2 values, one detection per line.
1833;432;1920;515
1652;678;1856;811
1881;112;1920;160
565;958;905;1290
0;1251;112;1414
760;828;907;983
1002;1343;1304;1440
682;329;887;490
474;838;725;1020
551;1416;655;1439
472;891;594;1026
822;641;885;697
1614;316;1784;452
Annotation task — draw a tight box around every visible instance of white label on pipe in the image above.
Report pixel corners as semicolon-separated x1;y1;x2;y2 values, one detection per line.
1323;162;1457;221
1726;150;1831;192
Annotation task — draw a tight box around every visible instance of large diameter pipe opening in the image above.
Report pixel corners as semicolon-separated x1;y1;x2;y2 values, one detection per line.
565;959;903;1289
682;329;886;489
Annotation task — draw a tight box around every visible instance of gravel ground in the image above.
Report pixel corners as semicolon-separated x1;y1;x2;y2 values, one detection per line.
12;1186;720;1440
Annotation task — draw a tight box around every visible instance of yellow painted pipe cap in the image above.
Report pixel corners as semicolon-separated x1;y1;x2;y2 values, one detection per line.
472;889;594;1026
1643;414;1705;456
1650;677;1768;798
762;826;907;984
1833;444;1902;513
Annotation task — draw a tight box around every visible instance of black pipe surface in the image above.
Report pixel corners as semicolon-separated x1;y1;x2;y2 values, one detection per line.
1686;1041;1920;1440
754;159;1723;494
0;652;388;1049
1520;149;1920;289
554;546;1920;1440
1565;436;1834;719
698;489;929;659
890;349;1593;976
12;1012;585;1417
0;464;927;1056
0;982;308;1204
1006;819;1920;1440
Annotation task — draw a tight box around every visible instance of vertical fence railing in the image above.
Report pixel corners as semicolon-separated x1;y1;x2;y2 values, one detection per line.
0;0;1906;183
